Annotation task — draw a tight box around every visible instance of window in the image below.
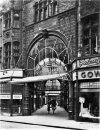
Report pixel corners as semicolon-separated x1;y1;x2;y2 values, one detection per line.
4;43;11;69
4;12;11;29
34;2;39;22
34;0;58;23
0;48;2;63
13;41;20;67
4;10;20;29
13;11;20;28
82;13;99;56
44;1;48;19
52;0;57;15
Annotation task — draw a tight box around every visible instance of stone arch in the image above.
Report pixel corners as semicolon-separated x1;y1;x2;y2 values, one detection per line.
26;29;71;80
26;30;68;60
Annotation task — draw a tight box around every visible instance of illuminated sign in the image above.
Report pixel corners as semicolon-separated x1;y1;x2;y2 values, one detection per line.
78;69;100;80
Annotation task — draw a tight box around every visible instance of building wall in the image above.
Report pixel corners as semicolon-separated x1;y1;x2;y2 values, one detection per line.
72;0;100;119
0;0;100;119
0;17;2;69
22;0;77;68
79;0;100;57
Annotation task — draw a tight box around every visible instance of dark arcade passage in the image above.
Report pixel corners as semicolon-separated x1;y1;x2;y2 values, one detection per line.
32;105;70;120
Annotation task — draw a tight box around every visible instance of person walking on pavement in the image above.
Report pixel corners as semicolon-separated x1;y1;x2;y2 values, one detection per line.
51;99;57;114
47;101;51;114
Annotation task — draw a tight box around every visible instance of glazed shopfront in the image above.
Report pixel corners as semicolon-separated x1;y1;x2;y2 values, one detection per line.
0;69;23;115
72;56;100;120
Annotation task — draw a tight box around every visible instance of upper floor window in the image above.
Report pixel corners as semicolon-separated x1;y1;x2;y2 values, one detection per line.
4;43;11;69
82;13;100;56
34;0;58;23
4;12;11;29
3;10;20;29
13;11;20;28
0;48;2;64
13;41;20;67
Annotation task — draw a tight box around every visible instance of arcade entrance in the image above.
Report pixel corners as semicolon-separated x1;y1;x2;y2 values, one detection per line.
21;30;73;117
29;78;70;114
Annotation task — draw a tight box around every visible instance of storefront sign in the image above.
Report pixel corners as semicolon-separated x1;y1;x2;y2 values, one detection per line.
78;69;100;80
0;95;11;99
0;69;23;79
45;91;61;94
77;57;100;68
0;95;22;99
13;95;22;99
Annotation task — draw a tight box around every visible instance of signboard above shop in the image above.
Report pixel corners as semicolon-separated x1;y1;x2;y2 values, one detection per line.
77;57;100;68
0;95;22;99
78;69;100;80
0;69;23;78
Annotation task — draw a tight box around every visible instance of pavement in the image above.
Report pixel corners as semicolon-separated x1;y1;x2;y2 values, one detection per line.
0;105;100;130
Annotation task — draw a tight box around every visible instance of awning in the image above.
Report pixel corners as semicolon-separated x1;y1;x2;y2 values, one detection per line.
0;78;11;83
9;73;69;84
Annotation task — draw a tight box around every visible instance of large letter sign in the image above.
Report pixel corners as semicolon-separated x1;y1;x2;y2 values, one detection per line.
79;70;100;80
81;72;86;78
88;72;93;78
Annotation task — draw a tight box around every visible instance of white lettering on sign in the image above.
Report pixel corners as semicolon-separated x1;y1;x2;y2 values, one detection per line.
0;69;23;79
13;95;22;99
0;95;11;99
77;57;100;68
78;70;100;80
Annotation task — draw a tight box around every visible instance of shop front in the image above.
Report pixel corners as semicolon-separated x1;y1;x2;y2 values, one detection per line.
72;56;100;122
0;69;23;115
80;81;99;117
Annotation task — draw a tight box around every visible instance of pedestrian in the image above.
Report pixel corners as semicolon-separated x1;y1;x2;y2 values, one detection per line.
51;99;57;114
47;101;51;114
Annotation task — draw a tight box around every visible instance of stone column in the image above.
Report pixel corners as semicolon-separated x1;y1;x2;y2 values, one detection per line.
77;0;82;57
10;8;14;68
22;83;31;116
99;10;100;52
74;71;80;121
10;84;13;116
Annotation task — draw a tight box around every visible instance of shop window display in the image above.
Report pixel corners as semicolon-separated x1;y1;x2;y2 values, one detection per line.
80;92;99;117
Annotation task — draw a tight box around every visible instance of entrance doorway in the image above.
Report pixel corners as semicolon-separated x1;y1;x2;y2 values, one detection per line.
24;30;73;118
29;77;70;115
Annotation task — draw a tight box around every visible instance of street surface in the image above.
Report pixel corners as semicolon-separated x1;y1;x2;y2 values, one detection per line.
0;105;99;130
0;121;71;130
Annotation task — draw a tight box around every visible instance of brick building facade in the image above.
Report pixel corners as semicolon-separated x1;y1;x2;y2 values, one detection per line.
0;0;100;122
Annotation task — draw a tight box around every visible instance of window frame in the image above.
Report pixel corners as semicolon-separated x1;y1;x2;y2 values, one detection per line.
82;13;99;56
34;0;58;23
4;11;11;29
